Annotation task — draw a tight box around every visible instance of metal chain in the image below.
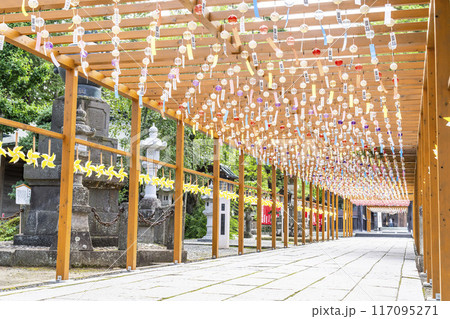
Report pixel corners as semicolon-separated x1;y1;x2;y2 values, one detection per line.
138;206;174;227
0;208;23;221
91;206;124;227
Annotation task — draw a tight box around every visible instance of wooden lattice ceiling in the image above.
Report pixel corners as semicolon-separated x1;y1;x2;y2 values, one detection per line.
0;0;429;201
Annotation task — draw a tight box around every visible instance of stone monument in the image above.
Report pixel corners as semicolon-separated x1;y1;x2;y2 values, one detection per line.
14;68;123;248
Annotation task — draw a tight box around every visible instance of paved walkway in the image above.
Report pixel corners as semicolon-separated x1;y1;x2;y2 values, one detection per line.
0;237;424;301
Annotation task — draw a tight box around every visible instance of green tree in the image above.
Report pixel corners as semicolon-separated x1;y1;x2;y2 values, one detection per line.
0;43;64;140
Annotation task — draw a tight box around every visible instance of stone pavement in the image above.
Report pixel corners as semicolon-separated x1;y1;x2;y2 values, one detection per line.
0;237;424;301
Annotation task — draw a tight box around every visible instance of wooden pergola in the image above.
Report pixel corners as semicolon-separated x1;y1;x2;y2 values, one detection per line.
0;0;448;300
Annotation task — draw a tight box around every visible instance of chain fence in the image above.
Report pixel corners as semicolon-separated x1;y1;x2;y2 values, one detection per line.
0;208;23;221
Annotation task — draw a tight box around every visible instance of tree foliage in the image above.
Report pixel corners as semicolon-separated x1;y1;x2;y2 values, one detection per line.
0;43;64;135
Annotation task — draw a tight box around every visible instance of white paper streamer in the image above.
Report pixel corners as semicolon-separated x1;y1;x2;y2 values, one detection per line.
50;52;60;67
384;4;392;25
64;0;71;10
35;32;41;51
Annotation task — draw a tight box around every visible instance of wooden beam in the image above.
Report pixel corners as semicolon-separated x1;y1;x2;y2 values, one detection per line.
0;117;63;140
293;177;298;246
126;100;141;270
256;162;262;252
283;172;288;248
434;0;450;301
271;164;277;249
238;151;245;255
212;137;220;258
55;68;78;281
367;207;371;232
173;119;185;264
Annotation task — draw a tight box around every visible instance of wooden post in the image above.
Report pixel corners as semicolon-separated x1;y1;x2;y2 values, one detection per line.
302;179;306;245
238;151;245;255
271;164;277;249
321;188;325;241
126;100;142;270
413;157;421;252
256;162;262;252
435;0;450;300
367;207;371;232
335;194;339;239
173;119;184;264
55;69;78;280
423;81;432;282
327;190;330;240
331;192;335;239
283;172;288;248
342;197;347;237
293;177;298;246
349;200;353;237
420;95;429;276
212;137;220;258
417;105;424;258
427;45;440;298
309;182;313;243
316;185;319;242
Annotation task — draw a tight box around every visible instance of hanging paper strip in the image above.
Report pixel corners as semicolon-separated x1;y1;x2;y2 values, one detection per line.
186;44;194;60
0;35;5;51
341;32;347;51
232;27;242;47
245;60;254;75
63;0;71;10
369;43;377;60
50;52;60;67
253;0;260;18
35;32;42;51
21;0;28;16
284;8;290;29
320;24;327;45
384;4;392;25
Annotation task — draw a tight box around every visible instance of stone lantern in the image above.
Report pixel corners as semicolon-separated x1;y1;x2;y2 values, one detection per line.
140;124;167;207
200;182;231;249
